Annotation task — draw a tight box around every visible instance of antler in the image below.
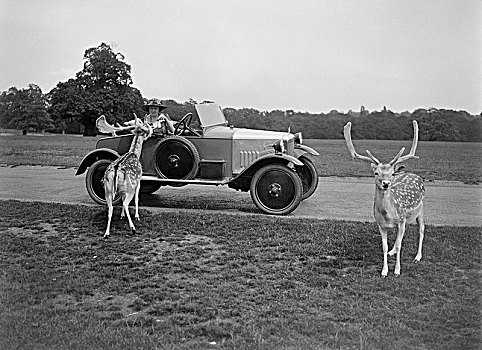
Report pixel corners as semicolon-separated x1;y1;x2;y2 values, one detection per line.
389;120;419;165
122;113;141;127
96;115;135;135
343;122;380;164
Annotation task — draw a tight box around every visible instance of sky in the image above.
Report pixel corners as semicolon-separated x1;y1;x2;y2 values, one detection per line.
1;0;480;114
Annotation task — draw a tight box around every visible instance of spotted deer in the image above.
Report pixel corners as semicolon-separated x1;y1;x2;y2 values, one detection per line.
343;121;425;277
102;115;153;238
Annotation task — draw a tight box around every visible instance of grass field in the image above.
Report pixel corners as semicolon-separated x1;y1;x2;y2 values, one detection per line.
0;133;481;183
0;200;480;349
308;139;482;185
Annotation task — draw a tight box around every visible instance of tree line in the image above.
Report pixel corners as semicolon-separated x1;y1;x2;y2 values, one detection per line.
1;43;480;141
223;106;482;142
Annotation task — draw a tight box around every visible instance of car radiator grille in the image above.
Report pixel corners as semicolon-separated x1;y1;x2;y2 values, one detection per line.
240;151;259;168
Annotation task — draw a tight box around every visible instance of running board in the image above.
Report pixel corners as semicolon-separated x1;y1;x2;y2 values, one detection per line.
141;175;231;186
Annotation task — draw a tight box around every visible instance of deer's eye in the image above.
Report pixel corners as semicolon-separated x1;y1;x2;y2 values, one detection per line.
374;172;379;176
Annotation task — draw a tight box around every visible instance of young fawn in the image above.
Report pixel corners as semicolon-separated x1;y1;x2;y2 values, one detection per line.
102;116;152;238
343;121;425;277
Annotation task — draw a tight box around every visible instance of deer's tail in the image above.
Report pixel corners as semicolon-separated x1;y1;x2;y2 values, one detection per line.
103;166;127;199
116;171;126;196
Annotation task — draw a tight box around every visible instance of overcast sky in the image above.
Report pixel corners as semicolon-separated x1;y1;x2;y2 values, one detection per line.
1;0;480;114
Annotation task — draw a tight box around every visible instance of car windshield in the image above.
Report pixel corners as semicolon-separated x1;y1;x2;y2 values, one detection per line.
195;103;228;128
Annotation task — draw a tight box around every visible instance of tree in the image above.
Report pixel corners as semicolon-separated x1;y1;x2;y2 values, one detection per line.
0;87;20;127
48;43;144;136
0;84;53;134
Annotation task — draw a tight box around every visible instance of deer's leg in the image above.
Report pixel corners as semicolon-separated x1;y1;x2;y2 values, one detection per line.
104;192;115;239
414;212;425;262
389;218;407;257
104;194;114;238
115;172;126;218
378;226;389;277
122;189;136;233
388;244;396;256
103;174;114;238
388;233;398;256
393;223;406;276
134;181;141;220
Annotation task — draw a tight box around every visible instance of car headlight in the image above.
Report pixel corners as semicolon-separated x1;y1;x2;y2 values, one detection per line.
272;138;286;153
273;134;294;154
294;132;303;145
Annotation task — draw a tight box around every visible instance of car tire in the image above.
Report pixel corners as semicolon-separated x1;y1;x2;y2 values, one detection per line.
250;163;303;215
154;135;200;180
86;159;122;206
297;156;319;200
140;181;162;194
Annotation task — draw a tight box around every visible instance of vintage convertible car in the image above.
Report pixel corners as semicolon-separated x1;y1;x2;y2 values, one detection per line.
76;103;319;215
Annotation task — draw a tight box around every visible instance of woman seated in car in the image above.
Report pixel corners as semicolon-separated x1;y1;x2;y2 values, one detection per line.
143;98;175;135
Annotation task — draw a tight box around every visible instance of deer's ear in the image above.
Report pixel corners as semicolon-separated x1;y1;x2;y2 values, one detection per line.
394;164;406;174
371;163;377;172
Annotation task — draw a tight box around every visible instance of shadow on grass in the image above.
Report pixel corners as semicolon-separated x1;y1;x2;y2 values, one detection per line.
139;192;260;214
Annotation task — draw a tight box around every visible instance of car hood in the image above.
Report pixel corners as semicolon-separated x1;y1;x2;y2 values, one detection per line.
204;125;290;141
233;128;290;141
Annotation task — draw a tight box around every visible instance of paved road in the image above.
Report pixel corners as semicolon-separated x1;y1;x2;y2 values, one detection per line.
0;165;481;227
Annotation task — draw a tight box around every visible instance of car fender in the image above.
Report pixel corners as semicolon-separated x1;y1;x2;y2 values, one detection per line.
234;153;303;178
75;148;120;175
295;144;320;157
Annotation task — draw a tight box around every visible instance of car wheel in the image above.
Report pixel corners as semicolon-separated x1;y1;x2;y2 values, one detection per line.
86;159;122;206
140;181;162;194
297;156;319;200
154;136;200;180
250;163;303;215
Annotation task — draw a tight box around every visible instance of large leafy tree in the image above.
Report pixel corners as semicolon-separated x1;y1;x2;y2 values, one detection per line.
0;84;53;135
48;43;144;136
0;87;19;127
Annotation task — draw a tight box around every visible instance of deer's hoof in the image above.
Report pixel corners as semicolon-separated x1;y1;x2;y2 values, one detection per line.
103;234;109;239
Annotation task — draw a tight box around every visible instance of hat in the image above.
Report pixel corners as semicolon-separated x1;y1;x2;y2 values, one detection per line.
144;98;167;111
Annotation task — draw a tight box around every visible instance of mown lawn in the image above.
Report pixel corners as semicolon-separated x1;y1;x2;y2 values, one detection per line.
307;139;482;184
0;133;99;169
1;200;480;349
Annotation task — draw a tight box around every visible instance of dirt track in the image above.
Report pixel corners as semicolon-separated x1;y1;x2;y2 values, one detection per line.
0;165;480;227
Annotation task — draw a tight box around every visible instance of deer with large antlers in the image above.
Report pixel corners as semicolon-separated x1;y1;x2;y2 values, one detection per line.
101;115;153;238
343;121;425;277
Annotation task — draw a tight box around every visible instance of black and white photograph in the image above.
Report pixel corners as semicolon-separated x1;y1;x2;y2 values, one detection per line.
0;1;481;349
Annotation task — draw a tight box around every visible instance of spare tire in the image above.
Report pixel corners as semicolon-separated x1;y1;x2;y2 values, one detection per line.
86;159;122;206
154;135;200;180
